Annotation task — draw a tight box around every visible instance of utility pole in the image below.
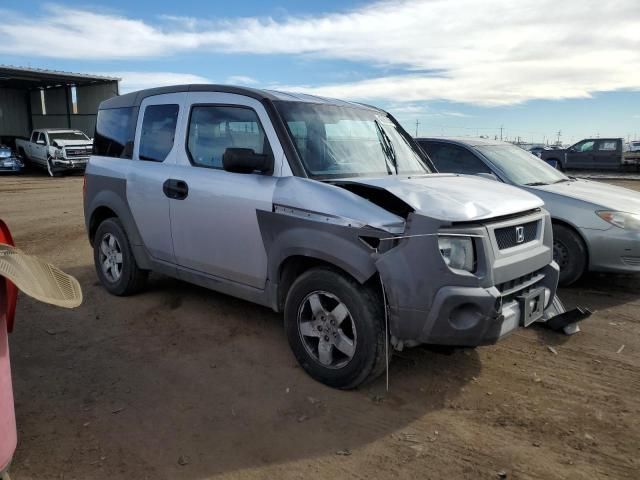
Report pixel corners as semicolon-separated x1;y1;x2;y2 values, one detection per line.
499;125;504;141
556;130;562;146
415;119;420;137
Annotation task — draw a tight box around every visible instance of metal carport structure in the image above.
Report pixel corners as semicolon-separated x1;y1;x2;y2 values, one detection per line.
0;65;119;146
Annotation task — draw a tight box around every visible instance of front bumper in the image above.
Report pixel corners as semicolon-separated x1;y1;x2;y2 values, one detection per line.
376;210;562;347
414;263;559;346
0;159;23;173
52;157;88;170
583;226;640;273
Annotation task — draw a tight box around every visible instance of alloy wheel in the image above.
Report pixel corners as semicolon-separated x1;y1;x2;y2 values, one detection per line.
99;233;124;282
297;291;357;369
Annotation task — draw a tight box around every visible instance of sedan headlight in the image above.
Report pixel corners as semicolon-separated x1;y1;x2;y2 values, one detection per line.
438;235;475;272
596;211;640;231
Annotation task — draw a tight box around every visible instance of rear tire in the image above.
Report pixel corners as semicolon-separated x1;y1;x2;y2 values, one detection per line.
94;218;148;296
553;223;587;286
284;268;388;389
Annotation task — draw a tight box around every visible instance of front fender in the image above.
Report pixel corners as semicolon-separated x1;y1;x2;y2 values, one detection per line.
257;210;381;286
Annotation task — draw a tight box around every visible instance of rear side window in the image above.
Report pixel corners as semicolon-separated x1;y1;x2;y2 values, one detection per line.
420;142;491;174
94;107;136;158
187;105;271;169
30;131;39;142
597;141;617;151
139;104;179;162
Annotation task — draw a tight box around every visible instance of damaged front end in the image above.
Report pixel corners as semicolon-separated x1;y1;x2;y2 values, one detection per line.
258;177;587;350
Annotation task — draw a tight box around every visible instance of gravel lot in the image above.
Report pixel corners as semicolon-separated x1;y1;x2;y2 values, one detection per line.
1;172;639;480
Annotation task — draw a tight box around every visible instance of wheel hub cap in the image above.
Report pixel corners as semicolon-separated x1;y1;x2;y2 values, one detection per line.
298;291;357;369
99;233;123;282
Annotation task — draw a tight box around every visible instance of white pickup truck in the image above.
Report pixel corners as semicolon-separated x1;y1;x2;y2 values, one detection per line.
16;129;93;177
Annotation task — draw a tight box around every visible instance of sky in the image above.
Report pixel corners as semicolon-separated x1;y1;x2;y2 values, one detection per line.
1;0;639;144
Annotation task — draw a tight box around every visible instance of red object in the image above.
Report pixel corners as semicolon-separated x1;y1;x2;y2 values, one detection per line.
0;219;17;475
0;220;17;332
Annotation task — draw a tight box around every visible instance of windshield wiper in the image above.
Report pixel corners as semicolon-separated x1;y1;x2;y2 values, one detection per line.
552;178;571;184
524;181;549;186
374;119;398;175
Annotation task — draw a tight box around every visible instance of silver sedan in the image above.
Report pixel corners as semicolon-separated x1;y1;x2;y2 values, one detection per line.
417;137;640;285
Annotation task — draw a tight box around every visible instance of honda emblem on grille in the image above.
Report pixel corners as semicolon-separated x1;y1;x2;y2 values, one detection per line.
515;226;525;244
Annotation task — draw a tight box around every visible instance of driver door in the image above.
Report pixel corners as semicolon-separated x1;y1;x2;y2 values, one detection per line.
168;92;286;288
566;140;594;169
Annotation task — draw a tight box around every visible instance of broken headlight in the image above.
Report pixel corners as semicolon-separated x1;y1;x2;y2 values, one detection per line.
438;236;475;272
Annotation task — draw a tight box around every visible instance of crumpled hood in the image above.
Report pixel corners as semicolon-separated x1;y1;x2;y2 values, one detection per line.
339;174;544;221
529;178;640;213
52;139;92;148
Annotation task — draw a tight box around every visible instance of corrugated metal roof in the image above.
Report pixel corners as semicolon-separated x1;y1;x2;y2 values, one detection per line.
0;65;119;89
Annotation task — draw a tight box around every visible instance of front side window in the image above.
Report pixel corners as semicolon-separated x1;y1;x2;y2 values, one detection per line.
94;107;137;158
275;101;430;179
187;106;271;169
420;142;491;174
574;140;595;153
139;104;179;162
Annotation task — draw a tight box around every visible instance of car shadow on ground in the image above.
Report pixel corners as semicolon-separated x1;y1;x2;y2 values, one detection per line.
10;266;481;479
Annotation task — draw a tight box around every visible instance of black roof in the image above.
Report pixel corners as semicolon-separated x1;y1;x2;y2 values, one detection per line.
99;84;382;112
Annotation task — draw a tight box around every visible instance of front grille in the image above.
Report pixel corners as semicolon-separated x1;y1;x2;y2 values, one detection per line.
497;268;545;303
66;147;92;158
494;221;538;250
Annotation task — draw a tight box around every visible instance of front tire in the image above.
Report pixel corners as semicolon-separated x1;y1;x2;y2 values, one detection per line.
46;157;60;177
553;224;587;286
284;268;387;389
94;218;148;296
547;158;562;171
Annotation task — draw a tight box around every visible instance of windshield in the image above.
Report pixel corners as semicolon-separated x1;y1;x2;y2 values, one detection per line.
475;145;569;186
48;131;90;142
275;101;431;179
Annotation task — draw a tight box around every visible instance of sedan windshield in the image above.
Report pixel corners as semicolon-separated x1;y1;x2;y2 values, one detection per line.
48;131;90;142
275;101;431;179
475;145;569;186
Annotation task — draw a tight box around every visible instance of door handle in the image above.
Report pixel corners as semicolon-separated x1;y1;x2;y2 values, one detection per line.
163;179;189;200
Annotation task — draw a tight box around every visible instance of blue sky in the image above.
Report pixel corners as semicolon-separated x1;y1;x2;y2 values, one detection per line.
1;0;639;144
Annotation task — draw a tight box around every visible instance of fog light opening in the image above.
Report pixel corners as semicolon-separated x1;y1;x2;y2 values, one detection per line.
449;303;484;330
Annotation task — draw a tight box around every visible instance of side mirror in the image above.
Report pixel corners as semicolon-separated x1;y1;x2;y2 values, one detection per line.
476;172;499;182
222;148;273;174
568;147;576;152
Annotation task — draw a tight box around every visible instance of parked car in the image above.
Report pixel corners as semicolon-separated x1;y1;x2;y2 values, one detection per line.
0;145;23;174
539;138;640;170
527;145;552;158
16;129;92;176
627;141;640;151
416;137;640;285
85;85;579;389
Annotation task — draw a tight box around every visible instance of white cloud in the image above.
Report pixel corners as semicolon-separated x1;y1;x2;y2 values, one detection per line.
225;75;258;85
1;1;640;105
103;72;211;93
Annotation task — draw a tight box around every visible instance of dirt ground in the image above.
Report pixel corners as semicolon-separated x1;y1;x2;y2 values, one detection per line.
1;172;639;480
